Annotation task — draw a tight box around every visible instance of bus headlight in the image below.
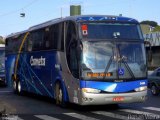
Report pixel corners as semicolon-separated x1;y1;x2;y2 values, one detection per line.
135;86;147;92
82;88;101;93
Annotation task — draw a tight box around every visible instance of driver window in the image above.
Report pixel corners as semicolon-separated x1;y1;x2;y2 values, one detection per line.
65;21;79;78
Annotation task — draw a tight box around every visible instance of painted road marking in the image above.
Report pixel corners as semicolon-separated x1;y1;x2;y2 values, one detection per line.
92;111;128;120
34;115;60;120
64;112;100;120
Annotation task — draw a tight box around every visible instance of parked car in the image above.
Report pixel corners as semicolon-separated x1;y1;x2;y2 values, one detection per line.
148;67;160;96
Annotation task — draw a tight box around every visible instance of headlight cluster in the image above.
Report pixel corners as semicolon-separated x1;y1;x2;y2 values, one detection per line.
82;86;147;94
135;86;147;92
82;88;101;93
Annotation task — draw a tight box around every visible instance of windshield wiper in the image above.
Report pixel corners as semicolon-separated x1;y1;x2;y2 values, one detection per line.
117;43;136;80
102;55;113;80
120;57;135;79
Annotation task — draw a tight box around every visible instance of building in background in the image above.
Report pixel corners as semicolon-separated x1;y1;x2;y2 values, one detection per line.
141;23;160;70
144;32;160;70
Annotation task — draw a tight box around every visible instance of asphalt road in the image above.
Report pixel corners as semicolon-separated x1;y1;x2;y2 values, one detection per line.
0;86;160;120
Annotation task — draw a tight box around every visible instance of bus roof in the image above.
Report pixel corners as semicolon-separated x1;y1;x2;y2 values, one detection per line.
6;15;139;38
69;15;138;22
30;15;138;31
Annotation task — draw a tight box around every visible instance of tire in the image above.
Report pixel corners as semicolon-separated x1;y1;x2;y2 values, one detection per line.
13;79;22;95
13;80;18;93
55;82;66;107
151;84;159;96
17;80;22;94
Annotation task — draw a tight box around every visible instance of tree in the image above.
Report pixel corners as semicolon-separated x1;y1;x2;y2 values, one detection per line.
0;36;5;44
153;26;160;32
140;20;158;27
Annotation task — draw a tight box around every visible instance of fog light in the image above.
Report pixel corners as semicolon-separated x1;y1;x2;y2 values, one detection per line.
82;88;101;93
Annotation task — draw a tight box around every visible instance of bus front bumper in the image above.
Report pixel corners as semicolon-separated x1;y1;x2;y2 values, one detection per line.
80;90;147;105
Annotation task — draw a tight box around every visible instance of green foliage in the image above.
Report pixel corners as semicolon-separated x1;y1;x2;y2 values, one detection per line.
0;41;5;44
140;20;158;27
0;37;5;44
153;26;160;32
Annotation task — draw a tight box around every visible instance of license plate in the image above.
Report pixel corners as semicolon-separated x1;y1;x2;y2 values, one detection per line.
113;96;124;102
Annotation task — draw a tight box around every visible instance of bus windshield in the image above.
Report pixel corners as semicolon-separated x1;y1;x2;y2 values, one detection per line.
80;41;147;80
80;22;143;40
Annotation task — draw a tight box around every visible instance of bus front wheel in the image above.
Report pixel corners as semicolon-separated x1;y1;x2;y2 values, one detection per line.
55;82;66;107
13;80;22;95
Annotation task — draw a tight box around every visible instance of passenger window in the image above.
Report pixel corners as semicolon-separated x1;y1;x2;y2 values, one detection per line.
28;40;33;51
44;27;50;49
26;34;32;52
45;23;64;51
31;29;45;51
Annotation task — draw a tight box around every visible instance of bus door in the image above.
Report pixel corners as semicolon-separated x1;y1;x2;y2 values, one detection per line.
64;21;80;103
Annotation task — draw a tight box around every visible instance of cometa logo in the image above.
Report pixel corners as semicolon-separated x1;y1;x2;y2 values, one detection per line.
30;56;46;66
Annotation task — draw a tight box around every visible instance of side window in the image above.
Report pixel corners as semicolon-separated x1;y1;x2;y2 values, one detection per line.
28;29;45;51
32;29;44;51
6;34;24;54
27;34;32;52
44;27;50;49
19;34;26;52
65;21;78;78
46;23;64;51
5;38;11;55
52;24;59;49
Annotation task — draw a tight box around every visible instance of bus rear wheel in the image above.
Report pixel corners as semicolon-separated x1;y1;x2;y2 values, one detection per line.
13;80;17;93
13;80;22;95
55;82;66;107
17;81;22;94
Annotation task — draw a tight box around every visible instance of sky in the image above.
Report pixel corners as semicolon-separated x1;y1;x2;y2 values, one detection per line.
0;0;160;37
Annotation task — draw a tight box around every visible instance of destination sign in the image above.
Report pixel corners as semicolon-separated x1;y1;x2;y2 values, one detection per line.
87;72;113;77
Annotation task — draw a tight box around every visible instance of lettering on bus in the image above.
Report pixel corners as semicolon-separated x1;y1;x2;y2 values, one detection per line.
30;56;46;66
87;72;112;77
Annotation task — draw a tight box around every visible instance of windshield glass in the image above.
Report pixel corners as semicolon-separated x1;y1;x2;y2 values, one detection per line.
80;22;143;40
80;41;147;80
